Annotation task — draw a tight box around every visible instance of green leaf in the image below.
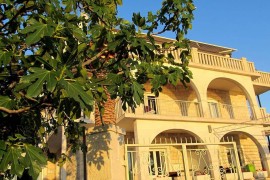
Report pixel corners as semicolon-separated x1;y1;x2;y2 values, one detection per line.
15;134;26;140
23;144;47;179
78;43;87;54
0;146;24;178
20;68;57;97
61;80;94;109
116;0;122;5
0;140;6;160
0;51;12;65
132;81;144;104
21;22;55;45
68;24;86;41
0;140;6;150
0;96;16;109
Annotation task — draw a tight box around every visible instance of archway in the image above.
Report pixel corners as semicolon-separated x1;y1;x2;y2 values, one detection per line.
207;77;255;120
220;131;268;173
149;129;213;179
143;80;203;117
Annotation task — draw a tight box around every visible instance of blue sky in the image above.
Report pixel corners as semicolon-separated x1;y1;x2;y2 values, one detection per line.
118;0;270;113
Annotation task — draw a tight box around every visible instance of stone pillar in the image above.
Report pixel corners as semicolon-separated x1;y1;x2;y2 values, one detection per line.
241;57;249;72
86;124;126;180
133;120;152;180
191;47;199;63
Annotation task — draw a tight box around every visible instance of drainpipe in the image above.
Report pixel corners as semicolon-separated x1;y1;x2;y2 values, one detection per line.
257;95;262;107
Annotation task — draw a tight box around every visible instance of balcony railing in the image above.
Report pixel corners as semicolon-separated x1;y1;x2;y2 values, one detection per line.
260;108;270;122
253;71;270;86
144;98;203;117
208;102;254;120
115;98;203;120
196;52;245;71
115;98;255;122
165;48;270;87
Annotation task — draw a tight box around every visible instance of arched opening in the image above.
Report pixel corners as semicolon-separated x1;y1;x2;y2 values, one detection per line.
148;129;212;179
220;131;267;174
151;129;203;144
207;78;255;120
143;81;203;117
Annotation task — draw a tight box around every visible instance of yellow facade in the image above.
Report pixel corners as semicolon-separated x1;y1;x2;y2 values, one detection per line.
43;36;270;180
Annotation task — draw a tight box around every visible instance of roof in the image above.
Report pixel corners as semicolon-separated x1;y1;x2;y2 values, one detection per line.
152;35;236;55
190;40;236;55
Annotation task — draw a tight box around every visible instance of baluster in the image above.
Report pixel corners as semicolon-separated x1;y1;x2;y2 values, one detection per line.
213;55;217;66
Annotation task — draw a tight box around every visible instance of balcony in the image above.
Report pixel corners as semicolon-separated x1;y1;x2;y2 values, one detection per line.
253;71;270;94
164;48;270;94
115;98;203;122
260;108;270;122
115;98;258;124
209;102;255;121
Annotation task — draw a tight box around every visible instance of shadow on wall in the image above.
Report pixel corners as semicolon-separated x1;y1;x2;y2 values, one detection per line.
87;125;112;170
86;124;126;179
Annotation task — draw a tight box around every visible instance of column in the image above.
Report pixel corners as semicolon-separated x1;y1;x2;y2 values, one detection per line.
134;120;151;180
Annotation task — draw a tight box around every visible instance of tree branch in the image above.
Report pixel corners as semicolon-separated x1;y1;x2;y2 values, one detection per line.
87;6;110;27
0;106;31;114
18;92;38;102
82;48;108;67
0;103;52;114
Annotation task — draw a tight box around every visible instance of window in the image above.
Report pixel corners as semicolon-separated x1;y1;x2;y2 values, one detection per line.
144;96;158;114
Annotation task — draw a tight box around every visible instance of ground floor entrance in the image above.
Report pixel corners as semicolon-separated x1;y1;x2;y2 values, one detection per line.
125;142;246;180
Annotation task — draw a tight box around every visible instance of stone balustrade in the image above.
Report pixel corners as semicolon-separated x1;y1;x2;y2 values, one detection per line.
164;48;270;87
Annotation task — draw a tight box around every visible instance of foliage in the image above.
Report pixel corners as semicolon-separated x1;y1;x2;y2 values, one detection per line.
0;0;194;178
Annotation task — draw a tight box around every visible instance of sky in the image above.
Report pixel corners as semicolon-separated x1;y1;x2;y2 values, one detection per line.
118;0;270;113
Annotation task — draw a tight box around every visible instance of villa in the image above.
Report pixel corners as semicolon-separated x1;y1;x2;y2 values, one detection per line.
41;36;270;180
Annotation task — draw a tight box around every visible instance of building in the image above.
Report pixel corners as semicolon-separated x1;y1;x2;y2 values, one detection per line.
41;36;270;180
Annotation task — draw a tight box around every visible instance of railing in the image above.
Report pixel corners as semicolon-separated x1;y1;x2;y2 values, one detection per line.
125;142;242;180
247;62;256;73
253;71;270;86
208;102;253;120
145;98;203;117
260;108;270;122
115;98;203;120
197;52;244;71
115;98;257;122
164;48;270;87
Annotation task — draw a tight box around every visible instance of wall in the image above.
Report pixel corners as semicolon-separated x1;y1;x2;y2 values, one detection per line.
86;125;126;180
